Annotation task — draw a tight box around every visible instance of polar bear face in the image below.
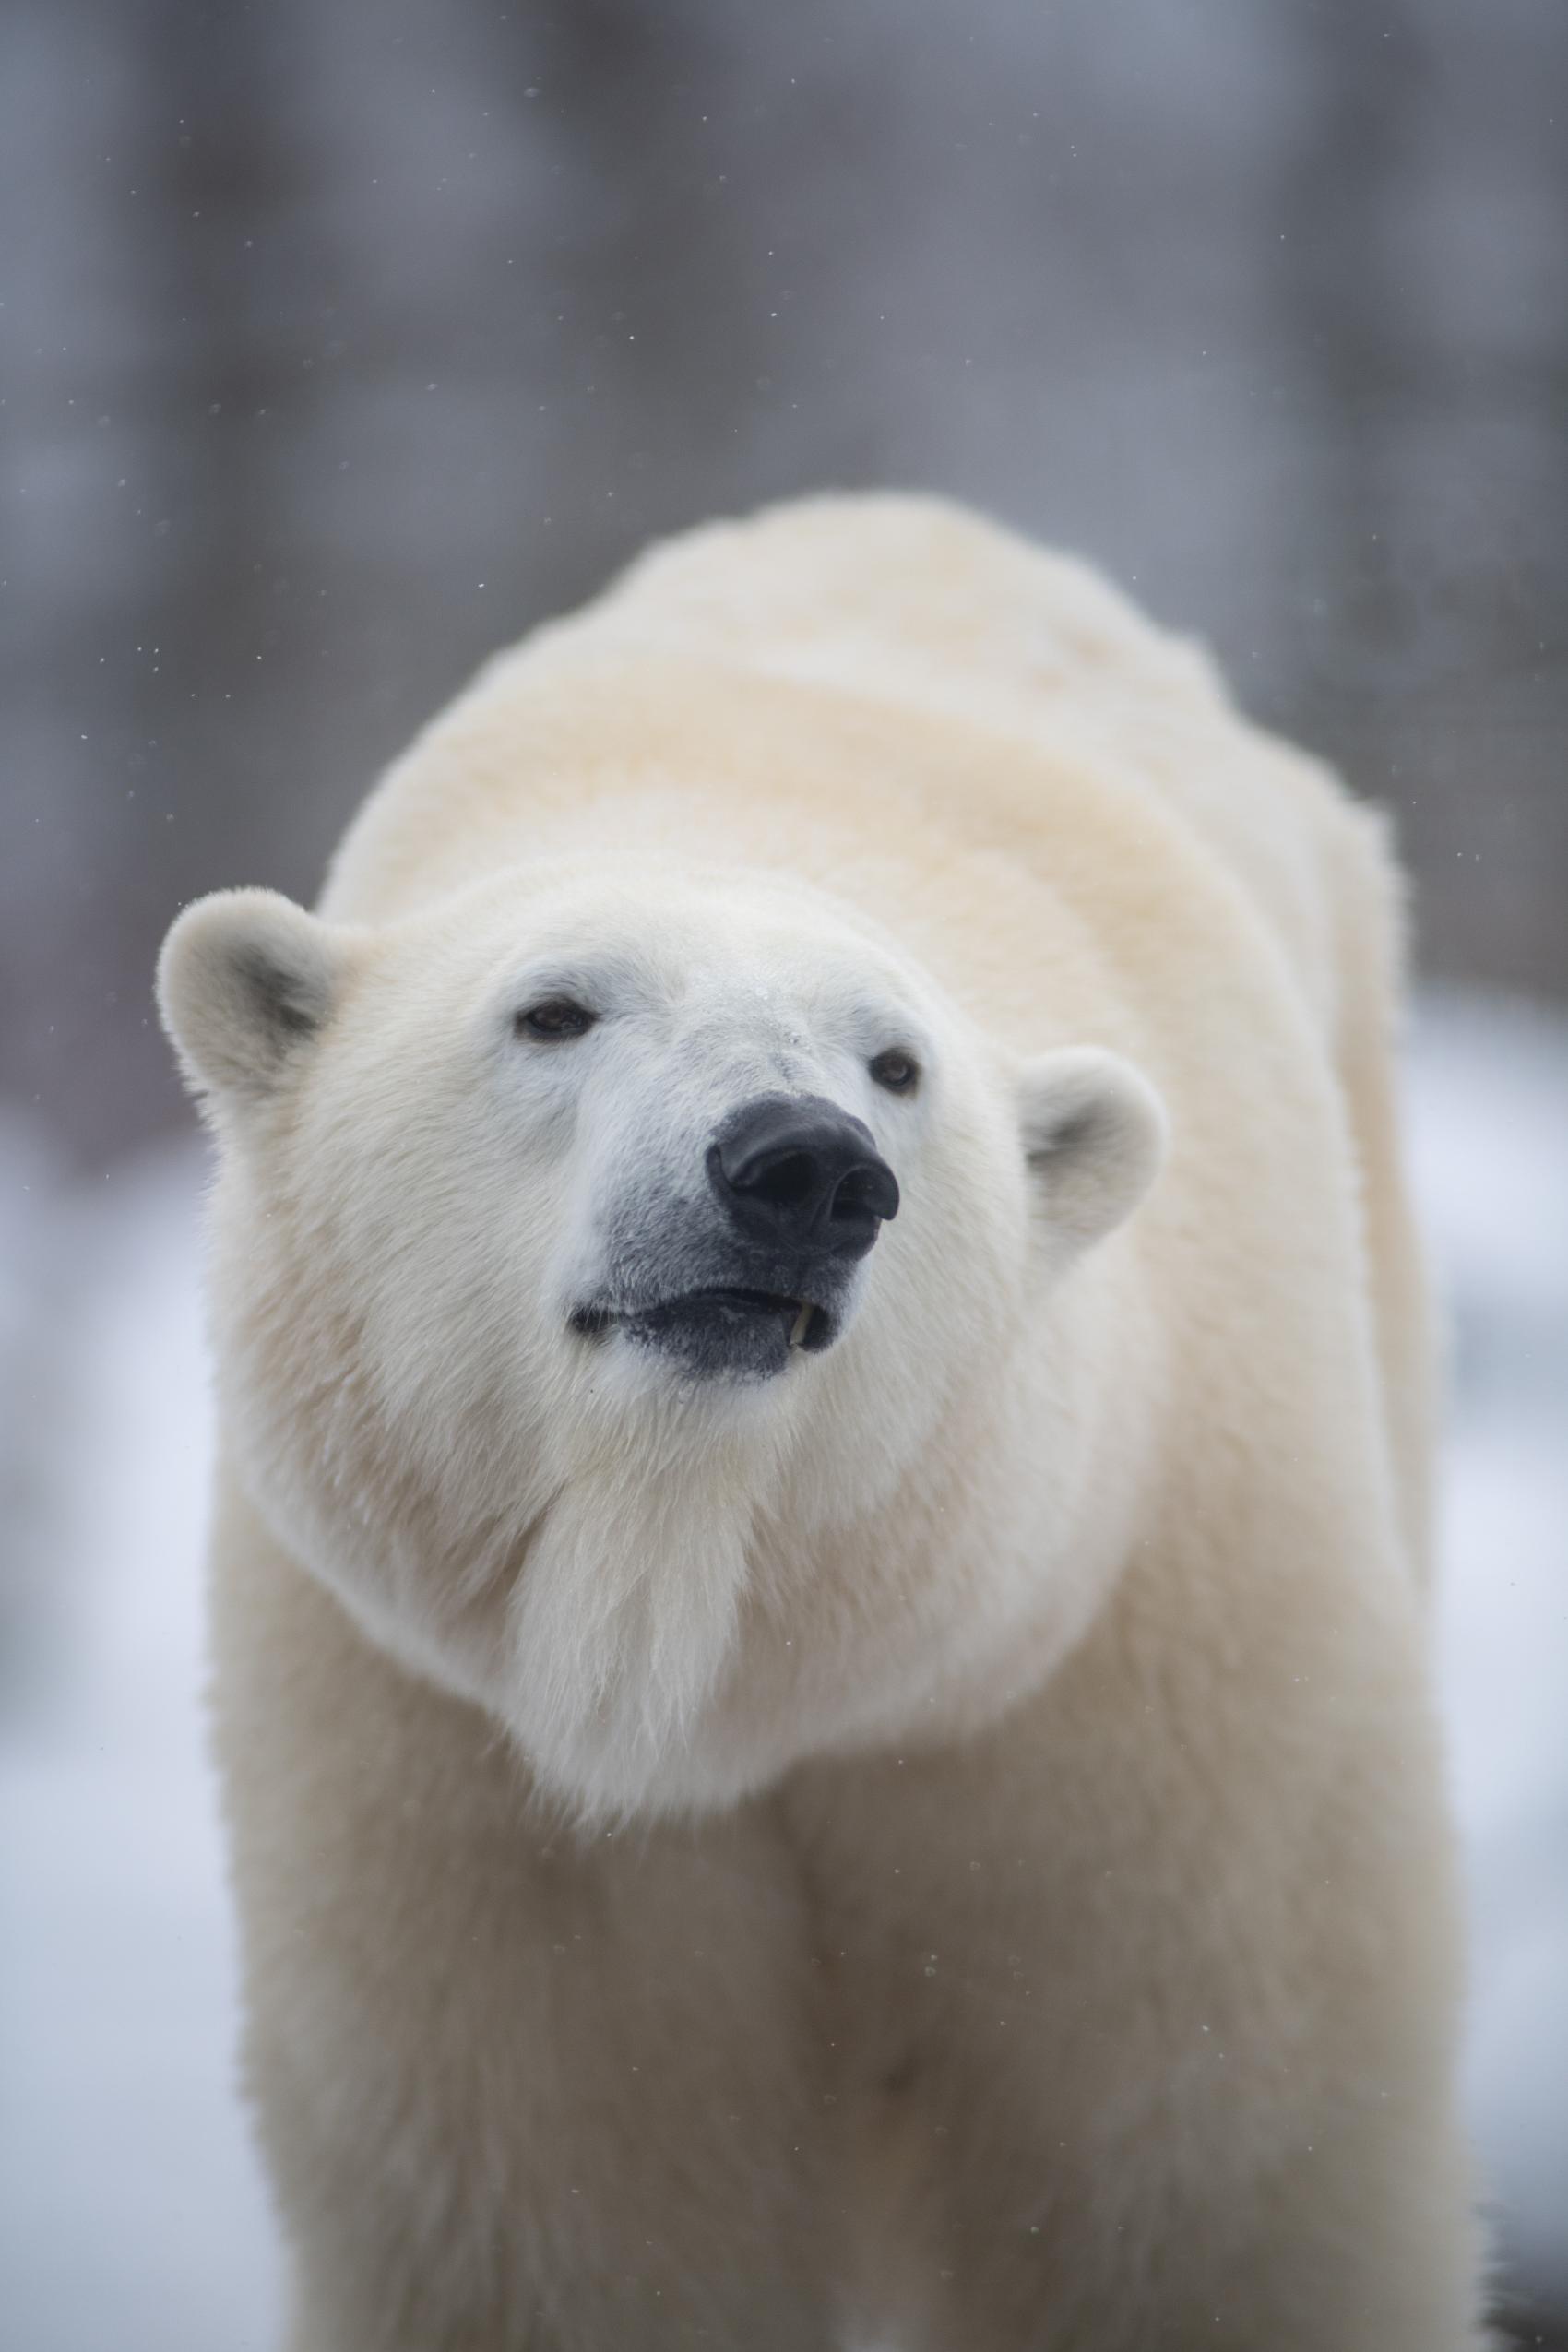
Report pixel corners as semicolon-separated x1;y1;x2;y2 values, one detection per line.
160;862;1165;1817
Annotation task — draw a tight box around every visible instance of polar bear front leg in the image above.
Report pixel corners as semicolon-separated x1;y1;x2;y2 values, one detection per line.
787;1703;1486;2352
879;2077;1489;2352
210;1480;833;2352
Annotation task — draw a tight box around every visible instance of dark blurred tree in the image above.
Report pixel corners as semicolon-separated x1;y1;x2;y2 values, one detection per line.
1273;0;1568;994
3;0;1566;1170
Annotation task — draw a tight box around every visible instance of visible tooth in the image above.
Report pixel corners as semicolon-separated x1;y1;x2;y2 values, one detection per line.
789;1302;814;1349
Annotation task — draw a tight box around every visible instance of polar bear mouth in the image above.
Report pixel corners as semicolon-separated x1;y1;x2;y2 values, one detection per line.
570;1289;835;1378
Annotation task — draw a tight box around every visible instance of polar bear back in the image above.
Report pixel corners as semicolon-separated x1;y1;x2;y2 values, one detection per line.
552;496;1372;1018
338;496;1375;1051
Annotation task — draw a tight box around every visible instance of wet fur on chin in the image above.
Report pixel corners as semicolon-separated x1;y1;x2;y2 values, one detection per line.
499;1372;799;1822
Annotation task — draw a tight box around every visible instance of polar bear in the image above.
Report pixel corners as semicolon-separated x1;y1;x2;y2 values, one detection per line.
159;495;1486;2350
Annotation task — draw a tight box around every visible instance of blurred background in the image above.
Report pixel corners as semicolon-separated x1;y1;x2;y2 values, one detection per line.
2;1;1564;2344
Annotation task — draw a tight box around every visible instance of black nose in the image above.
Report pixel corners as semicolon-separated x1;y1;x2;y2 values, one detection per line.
707;1094;899;1257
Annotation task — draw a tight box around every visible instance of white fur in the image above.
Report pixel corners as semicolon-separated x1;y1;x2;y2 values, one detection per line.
160;494;1485;2349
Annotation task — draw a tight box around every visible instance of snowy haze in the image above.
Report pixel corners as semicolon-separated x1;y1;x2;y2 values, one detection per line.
2;990;1564;2347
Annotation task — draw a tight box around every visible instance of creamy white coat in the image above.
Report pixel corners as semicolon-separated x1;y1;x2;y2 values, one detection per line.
160;495;1484;2350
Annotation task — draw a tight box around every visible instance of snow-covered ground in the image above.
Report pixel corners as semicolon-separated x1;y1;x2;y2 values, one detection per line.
2;989;1564;2347
1408;993;1568;2308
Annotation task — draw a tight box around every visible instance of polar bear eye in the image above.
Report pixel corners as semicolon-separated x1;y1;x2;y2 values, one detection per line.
869;1047;920;1095
515;998;598;1041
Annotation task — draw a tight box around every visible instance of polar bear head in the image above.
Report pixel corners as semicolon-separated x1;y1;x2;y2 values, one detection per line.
160;860;1165;1819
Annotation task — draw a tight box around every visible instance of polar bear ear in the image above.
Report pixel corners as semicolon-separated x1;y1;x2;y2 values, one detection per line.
157;888;350;1105
1016;1046;1168;1249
